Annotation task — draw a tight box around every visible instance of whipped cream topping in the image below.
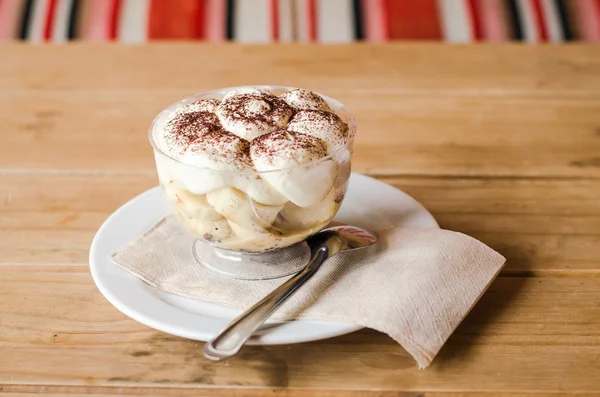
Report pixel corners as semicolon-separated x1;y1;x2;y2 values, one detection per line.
154;87;349;162
250;130;328;170
153;86;350;206
184;98;221;113
161;111;222;154
216;92;294;141
280;89;332;111
222;87;270;100
182;130;250;171
287;110;348;152
174;131;250;195
250;130;336;207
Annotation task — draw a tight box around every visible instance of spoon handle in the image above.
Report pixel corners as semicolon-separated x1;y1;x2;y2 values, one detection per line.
203;246;329;361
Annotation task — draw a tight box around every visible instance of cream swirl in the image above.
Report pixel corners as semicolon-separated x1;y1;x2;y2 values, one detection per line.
183;98;221;113
222;87;270;100
287;110;348;152
160;110;223;155
216;91;294;141
280;89;331;111
176;130;251;195
250;130;336;207
182;130;250;171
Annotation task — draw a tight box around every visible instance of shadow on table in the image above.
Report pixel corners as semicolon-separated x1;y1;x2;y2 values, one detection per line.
431;275;526;369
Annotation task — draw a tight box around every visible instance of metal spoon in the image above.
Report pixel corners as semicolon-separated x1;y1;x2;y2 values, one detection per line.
203;225;378;361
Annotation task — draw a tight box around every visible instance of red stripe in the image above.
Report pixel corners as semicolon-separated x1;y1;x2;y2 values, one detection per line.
467;0;483;41
595;0;600;38
270;0;278;41
531;0;548;41
380;0;390;39
108;0;120;40
149;0;203;39
307;0;317;42
43;0;58;40
194;0;206;39
384;0;441;39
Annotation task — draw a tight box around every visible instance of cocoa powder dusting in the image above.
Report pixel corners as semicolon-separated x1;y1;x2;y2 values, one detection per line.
186;98;220;111
250;130;327;167
288;110;348;148
188;130;252;168
281;89;331;111
219;93;293;129
166;111;223;149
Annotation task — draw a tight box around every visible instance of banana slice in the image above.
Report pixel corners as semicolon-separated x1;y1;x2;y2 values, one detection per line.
206;188;283;230
224;221;280;251
232;175;289;206
182;216;232;242
273;227;319;248
225;221;316;252
274;188;339;232
164;182;222;222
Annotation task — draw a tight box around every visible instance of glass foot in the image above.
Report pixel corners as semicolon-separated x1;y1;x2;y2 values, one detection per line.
192;240;310;280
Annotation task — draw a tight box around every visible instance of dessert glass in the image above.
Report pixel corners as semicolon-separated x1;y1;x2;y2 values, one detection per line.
149;85;356;280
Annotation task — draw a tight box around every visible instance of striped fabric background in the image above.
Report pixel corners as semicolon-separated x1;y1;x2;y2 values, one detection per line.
1;0;599;43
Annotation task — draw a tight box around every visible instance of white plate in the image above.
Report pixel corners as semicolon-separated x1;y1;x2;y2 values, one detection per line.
89;173;439;345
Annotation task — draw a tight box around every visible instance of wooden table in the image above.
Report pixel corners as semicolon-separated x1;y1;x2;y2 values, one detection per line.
1;44;599;396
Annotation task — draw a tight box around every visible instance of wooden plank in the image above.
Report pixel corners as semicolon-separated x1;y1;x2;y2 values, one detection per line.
1;387;598;397
0;90;599;177
1;44;600;93
0;268;598;392
1;47;600;177
2;174;599;275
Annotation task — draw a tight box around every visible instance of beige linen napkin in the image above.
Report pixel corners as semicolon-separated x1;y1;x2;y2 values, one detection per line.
111;215;505;368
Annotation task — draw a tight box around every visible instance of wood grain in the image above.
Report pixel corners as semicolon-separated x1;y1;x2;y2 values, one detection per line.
1;45;600;177
1;268;599;392
2;389;598;397
1;44;599;395
2;44;600;92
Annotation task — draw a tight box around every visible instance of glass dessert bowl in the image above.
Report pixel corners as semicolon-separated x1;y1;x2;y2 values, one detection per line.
149;85;356;279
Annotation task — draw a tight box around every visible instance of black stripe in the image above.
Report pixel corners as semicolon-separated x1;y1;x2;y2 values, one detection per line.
67;0;81;40
505;0;523;41
18;0;35;40
554;0;574;40
226;0;235;41
352;0;364;41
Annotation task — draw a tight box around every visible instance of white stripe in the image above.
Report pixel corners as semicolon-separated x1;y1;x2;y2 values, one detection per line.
317;0;353;43
51;0;72;43
235;0;270;42
295;0;308;41
540;0;563;42
437;0;472;43
516;0;538;42
27;0;50;43
118;0;150;43
278;0;294;42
